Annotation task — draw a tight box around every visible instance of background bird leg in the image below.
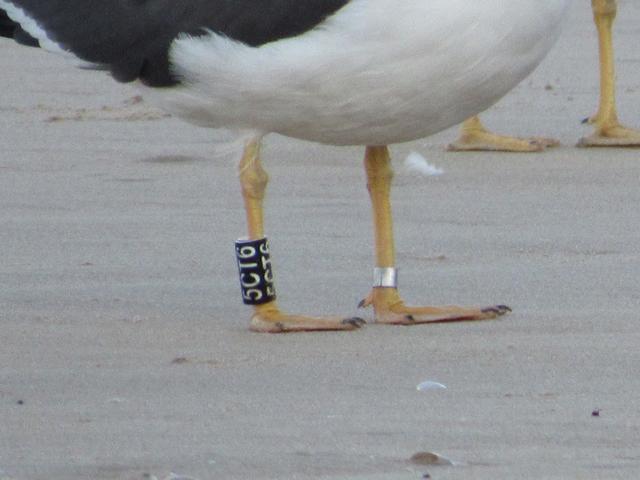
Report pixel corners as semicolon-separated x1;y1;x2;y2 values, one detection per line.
447;115;559;152
579;0;640;146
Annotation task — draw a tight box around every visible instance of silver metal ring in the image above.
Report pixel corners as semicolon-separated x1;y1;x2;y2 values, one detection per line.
373;267;397;288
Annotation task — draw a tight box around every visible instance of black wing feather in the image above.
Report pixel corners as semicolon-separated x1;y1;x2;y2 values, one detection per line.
1;8;38;45
2;0;350;86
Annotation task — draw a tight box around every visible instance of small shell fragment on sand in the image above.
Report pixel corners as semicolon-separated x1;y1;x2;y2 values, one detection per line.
410;451;454;466
416;381;447;391
164;474;199;480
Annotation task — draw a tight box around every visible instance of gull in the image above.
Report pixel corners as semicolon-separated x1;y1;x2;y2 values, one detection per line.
0;0;569;332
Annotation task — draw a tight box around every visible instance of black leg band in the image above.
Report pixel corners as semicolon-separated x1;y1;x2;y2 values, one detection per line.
235;237;276;305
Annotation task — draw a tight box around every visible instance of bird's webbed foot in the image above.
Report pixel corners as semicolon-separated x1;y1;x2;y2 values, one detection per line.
578;121;640;147
249;302;365;333
448;116;558;152
359;288;510;325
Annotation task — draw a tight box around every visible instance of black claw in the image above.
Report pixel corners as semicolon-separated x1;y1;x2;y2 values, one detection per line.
482;305;512;315
405;314;415;323
343;317;366;328
581;117;590;124
357;299;366;309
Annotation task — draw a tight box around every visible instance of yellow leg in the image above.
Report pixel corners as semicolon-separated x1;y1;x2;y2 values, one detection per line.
238;138;364;333
447;116;559;153
579;0;640;146
360;145;510;324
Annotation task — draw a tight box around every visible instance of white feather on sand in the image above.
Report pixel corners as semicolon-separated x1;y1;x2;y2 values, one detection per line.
403;151;444;176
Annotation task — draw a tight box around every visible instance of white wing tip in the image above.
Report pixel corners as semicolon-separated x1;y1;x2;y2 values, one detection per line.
0;0;67;55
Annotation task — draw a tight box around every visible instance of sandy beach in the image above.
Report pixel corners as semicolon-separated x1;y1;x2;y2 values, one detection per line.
2;2;640;479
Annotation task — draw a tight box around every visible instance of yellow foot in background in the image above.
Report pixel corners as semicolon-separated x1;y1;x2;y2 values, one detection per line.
447;131;559;153
359;288;510;325
249;303;365;333
578;123;640;147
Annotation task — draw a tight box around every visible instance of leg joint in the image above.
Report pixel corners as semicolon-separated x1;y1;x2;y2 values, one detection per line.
592;0;617;16
239;142;269;200
364;145;394;186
